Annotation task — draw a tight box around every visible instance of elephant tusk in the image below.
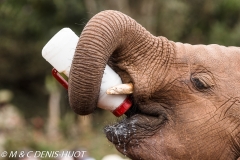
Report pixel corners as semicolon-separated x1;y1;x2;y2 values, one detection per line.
106;83;133;95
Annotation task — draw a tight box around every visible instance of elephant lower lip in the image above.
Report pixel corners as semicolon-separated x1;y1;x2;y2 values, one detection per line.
104;112;166;149
104;116;137;146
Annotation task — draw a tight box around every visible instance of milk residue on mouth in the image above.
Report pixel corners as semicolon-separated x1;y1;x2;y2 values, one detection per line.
104;118;138;153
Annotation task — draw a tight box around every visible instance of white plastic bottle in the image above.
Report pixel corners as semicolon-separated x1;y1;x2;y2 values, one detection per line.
42;28;132;117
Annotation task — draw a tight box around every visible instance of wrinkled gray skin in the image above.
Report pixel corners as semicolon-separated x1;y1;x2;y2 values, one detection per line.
68;10;240;160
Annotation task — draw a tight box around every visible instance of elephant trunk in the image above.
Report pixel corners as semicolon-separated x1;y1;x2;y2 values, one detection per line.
69;10;174;115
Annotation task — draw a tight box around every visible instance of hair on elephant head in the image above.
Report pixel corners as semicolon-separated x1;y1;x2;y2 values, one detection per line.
68;10;240;160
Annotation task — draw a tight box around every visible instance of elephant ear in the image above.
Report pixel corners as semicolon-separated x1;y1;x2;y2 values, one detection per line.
68;10;174;115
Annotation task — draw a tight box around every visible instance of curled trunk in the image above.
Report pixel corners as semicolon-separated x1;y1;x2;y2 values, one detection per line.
69;10;174;115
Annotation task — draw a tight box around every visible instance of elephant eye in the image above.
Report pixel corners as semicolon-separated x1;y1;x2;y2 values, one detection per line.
190;73;215;91
191;77;209;90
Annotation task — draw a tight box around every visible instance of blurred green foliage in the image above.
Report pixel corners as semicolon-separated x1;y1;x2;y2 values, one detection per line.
1;0;240;159
0;0;87;118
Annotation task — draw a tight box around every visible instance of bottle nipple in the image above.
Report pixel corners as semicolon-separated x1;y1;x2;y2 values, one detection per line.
42;28;132;116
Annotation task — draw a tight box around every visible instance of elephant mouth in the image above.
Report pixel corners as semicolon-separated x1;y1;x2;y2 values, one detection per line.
104;100;168;154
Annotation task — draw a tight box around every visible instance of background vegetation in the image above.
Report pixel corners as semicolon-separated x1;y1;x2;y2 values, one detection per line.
1;0;240;159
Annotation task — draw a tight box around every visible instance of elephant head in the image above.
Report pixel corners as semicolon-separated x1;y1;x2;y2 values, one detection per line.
69;10;240;159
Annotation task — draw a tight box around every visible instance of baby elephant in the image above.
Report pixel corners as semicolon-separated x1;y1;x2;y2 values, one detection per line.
68;10;240;160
